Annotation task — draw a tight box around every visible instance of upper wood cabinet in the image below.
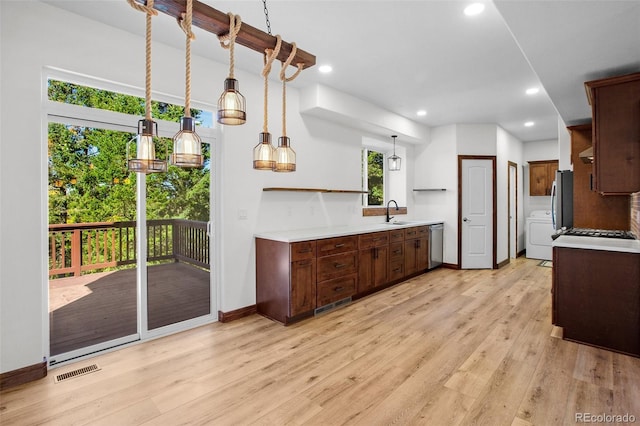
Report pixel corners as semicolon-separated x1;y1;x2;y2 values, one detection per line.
585;72;640;194
528;160;558;196
568;124;629;229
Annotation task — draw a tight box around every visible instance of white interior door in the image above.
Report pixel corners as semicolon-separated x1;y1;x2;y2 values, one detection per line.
461;159;493;269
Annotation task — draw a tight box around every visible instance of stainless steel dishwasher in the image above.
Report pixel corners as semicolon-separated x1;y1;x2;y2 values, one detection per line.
428;223;444;269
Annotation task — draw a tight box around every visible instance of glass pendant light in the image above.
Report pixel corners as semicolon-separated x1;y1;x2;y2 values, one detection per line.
128;119;167;173
388;135;402;171
253;132;276;170
274;136;296;172
253;36;282;170
126;0;167;174
217;14;246;125
172;117;203;167
172;0;203;168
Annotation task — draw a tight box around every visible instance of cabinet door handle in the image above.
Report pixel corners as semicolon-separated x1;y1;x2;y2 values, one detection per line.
393;267;402;272
334;286;344;292
298;260;312;266
373;248;378;259
334;243;345;248
334;263;346;269
298;248;313;253
394;249;402;255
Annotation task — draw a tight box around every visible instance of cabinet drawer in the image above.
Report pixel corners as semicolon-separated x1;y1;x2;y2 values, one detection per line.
290;241;316;261
389;229;404;242
389;259;405;281
317;252;358;282
358;231;389;249
405;226;429;239
389;242;404;261
317;274;357;307
317;236;358;256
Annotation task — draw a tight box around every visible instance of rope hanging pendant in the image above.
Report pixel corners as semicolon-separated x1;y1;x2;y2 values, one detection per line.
274;43;304;173
253;35;282;170
126;0;167;174
172;0;204;168
217;13;246;125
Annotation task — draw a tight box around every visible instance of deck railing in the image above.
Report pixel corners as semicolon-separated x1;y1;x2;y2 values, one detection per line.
48;219;209;277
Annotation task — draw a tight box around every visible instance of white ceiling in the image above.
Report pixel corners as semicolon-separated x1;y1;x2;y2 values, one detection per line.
41;0;640;143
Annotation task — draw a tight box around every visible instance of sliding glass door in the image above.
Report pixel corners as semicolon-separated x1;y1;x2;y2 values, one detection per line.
145;137;212;331
46;76;216;365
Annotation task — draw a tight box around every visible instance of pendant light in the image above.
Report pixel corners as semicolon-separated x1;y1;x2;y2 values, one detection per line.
388;135;401;171
274;43;304;173
172;0;203;168
217;14;246;125
253;36;282;170
126;0;167;174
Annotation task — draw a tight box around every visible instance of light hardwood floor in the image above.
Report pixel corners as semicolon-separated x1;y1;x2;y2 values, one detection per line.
2;257;639;425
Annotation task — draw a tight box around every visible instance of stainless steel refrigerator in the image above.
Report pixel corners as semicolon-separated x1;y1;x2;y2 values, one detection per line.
551;170;573;231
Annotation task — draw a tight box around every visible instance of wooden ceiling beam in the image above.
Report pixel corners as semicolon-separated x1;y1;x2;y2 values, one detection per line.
134;0;316;69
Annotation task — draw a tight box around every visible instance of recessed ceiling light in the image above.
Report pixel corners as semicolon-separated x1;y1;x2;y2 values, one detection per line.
524;121;535;127
526;87;540;95
318;65;333;74
416;110;427;117
464;3;485;16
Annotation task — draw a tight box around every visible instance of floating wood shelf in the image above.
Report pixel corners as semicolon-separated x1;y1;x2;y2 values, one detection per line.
263;187;368;194
413;188;447;192
135;0;315;69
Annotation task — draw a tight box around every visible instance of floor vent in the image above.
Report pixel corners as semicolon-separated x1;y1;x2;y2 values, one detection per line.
315;297;352;316
54;364;101;383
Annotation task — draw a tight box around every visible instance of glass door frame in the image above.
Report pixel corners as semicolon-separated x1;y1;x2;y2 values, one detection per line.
44;75;219;366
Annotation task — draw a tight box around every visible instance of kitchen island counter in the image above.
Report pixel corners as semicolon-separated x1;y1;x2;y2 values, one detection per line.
552;235;640;254
254;220;445;243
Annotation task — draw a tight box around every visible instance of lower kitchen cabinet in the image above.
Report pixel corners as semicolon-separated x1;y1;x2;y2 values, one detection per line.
290;258;316;317
256;224;441;325
405;226;429;276
358;231;390;293
553;246;640;357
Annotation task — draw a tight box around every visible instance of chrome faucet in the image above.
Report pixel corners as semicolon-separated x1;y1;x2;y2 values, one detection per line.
386;199;399;222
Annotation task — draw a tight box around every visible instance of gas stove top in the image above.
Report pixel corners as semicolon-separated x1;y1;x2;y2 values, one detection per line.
558;228;637;240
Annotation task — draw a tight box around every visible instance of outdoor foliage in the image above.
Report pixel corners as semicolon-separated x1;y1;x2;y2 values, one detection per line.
48;80;210;224
367;150;384;205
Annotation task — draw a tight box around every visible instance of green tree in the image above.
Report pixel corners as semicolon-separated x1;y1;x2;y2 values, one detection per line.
48;80;210;224
367;150;384;205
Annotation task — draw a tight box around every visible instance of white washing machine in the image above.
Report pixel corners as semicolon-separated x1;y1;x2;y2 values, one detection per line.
526;210;554;260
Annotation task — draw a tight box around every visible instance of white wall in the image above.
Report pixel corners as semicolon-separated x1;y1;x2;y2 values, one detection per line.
497;127;525;259
0;1;429;373
413;125;458;264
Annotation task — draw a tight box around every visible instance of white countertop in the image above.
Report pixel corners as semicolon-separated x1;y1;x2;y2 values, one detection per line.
255;220;445;243
552;235;640;254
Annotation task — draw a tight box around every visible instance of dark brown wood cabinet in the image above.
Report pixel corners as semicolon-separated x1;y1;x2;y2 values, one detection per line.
316;236;358;306
568;124;629;229
256;224;440;325
585;72;640;194
289;241;316;317
528;160;558;196
553;246;640;357
256;239;317;324
357;231;389;293
404;226;429;276
389;229;405;282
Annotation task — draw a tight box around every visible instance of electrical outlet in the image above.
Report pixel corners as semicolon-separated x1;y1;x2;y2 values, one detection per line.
238;208;248;220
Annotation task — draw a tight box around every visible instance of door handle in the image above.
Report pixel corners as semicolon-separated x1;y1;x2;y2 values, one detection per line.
463;217;470;222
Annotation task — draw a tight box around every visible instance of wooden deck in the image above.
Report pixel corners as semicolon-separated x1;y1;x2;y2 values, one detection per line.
49;262;210;356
